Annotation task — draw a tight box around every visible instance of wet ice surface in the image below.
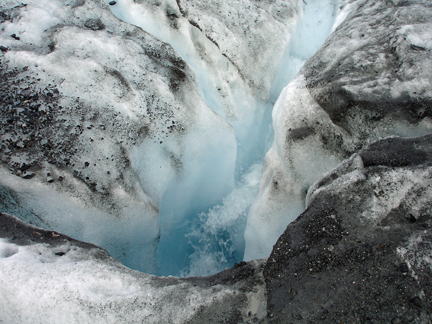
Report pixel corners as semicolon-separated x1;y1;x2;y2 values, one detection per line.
182;163;262;277
0;0;237;275
2;0;432;321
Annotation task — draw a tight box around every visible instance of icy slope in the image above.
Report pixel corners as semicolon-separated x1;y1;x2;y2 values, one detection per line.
245;0;432;260
0;0;236;274
109;0;302;167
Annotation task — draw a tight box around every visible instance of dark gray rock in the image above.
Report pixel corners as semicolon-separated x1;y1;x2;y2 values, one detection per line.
265;135;432;323
21;172;35;179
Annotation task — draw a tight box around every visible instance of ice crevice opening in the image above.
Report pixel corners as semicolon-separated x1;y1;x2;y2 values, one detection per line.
103;0;345;277
107;0;344;277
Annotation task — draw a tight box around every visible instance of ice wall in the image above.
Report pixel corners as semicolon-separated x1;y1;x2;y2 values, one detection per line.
109;0;343;275
0;0;238;275
0;0;343;277
244;0;349;261
106;0;308;275
108;0;304;173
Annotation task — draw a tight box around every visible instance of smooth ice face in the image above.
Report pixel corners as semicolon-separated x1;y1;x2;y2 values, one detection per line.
243;0;345;261
269;0;342;98
244;76;343;260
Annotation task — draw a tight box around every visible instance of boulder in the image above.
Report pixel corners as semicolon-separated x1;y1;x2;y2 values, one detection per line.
265;135;432;323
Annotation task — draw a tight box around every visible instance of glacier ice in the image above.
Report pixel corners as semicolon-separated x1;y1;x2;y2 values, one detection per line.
2;0;432;319
264;134;432;323
0;212;268;323
182;163;262;277
119;0;343;274
115;0;343;275
0;0;345;276
107;0;305;173
0;0;239;275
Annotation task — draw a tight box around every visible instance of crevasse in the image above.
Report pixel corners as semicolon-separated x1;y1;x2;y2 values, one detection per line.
109;0;343;276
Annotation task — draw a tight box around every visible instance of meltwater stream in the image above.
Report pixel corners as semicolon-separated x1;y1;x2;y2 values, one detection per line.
109;0;342;276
